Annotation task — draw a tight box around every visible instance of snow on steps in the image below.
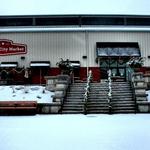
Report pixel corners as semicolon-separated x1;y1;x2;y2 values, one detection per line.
111;82;136;114
62;82;135;114
62;83;85;114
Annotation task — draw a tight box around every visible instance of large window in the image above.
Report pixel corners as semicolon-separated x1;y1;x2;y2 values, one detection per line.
81;17;124;25
0;18;33;26
0;15;150;27
36;17;79;26
126;17;150;26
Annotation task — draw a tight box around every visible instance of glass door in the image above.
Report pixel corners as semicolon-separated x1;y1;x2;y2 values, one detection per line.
100;57;127;80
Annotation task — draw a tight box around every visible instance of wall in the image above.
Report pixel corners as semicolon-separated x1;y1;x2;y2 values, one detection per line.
1;31;150;82
0;32;87;68
88;32;150;67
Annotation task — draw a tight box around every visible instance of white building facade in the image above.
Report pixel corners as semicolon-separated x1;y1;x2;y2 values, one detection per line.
0;15;150;83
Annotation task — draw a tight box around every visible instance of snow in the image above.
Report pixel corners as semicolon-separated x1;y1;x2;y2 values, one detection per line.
0;114;150;150
70;63;80;67
0;85;54;103
30;63;50;67
0;64;17;67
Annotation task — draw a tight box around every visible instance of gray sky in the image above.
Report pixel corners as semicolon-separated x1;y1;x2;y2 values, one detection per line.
0;0;150;16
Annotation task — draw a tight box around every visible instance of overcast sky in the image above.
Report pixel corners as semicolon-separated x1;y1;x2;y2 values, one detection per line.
0;0;150;16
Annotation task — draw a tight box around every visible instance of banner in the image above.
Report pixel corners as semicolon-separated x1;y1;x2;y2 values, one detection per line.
0;39;27;56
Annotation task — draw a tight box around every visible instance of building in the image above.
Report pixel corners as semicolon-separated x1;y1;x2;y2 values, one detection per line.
0;15;150;84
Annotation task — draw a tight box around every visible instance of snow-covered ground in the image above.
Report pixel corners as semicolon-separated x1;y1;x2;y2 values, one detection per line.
0;85;54;103
0;114;150;150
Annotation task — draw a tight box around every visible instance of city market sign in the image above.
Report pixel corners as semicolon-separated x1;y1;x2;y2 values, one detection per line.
0;39;27;56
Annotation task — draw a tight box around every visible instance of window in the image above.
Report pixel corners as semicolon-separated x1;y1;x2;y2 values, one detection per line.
0;18;33;26
126;17;150;26
0;15;150;27
36;17;79;26
81;17;124;25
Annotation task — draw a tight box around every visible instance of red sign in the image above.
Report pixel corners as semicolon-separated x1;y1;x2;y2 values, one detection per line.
0;39;27;56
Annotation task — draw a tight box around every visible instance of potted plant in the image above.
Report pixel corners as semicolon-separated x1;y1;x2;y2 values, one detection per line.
127;57;144;71
56;58;73;75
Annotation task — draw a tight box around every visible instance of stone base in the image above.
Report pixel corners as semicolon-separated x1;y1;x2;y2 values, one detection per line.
137;102;150;113
37;103;61;114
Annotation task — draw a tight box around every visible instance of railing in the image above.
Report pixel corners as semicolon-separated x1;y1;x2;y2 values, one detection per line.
126;64;137;113
107;69;112;114
83;70;92;115
126;59;135;82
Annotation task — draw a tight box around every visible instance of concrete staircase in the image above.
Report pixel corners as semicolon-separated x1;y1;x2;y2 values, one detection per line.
61;83;85;114
111;82;136;113
61;81;136;114
87;82;110;114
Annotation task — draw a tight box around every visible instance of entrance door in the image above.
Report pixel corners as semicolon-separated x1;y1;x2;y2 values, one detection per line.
100;57;127;80
96;42;141;81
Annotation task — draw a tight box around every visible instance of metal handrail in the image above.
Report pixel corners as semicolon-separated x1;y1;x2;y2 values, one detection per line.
83;70;92;115
126;65;137;113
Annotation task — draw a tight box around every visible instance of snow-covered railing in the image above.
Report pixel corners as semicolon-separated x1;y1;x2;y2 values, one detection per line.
69;70;74;84
107;69;112;114
83;70;92;114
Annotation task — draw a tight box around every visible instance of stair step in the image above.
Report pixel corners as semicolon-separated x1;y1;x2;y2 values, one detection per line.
65;100;84;103
90;89;131;92
63;100;84;103
63;105;84;107
62;111;84;114
65;100;84;102
87;110;109;114
67;94;84;96
88;99;108;101
111;102;135;105
111;106;135;110
87;101;108;104
112;96;133;99
112;110;135;113
112;93;132;95
66;96;84;99
87;104;108;107
62;81;135;114
87;108;109;111
112;98;134;101
62;108;83;111
88;95;108;97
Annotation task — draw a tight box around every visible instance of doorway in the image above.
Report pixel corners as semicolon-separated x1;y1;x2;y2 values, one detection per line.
96;42;141;81
100;57;128;81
